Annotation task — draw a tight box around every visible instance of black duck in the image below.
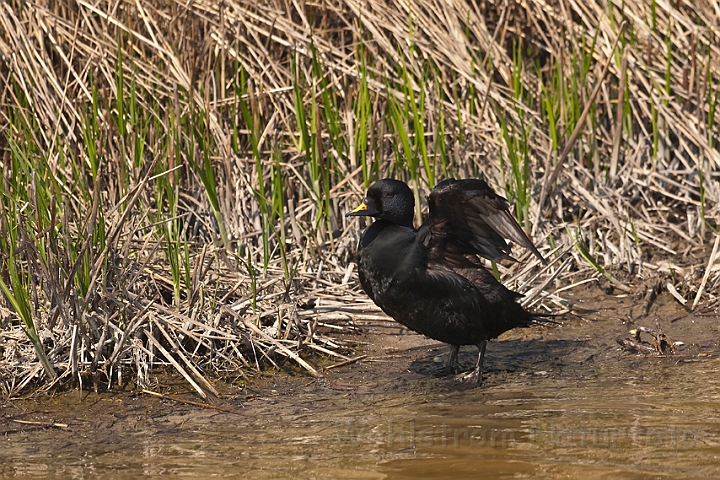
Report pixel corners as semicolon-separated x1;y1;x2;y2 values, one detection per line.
346;177;549;387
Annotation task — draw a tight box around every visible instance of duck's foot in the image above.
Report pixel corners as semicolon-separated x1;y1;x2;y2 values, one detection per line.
456;369;483;388
436;345;461;377
454;341;486;389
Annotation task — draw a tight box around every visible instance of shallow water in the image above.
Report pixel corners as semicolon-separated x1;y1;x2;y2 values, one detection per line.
3;289;720;479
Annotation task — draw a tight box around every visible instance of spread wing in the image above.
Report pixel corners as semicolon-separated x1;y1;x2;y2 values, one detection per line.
425;178;546;266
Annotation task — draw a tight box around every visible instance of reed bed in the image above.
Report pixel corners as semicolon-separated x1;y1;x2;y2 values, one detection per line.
0;0;718;397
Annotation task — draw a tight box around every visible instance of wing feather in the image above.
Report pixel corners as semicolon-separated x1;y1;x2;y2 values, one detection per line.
426;178;546;265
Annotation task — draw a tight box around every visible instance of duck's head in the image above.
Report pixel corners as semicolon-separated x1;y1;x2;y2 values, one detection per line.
346;178;414;227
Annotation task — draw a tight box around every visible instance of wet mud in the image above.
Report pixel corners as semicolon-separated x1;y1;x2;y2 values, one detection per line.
2;286;720;479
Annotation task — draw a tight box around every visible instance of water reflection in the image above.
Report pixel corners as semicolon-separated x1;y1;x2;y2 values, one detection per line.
3;351;720;479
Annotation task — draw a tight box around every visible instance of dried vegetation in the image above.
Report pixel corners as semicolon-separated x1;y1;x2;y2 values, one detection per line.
0;0;718;397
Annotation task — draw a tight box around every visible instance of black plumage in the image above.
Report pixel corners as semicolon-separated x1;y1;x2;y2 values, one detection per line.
346;177;549;387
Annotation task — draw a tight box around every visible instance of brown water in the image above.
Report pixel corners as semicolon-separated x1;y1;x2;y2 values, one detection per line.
2;289;720;479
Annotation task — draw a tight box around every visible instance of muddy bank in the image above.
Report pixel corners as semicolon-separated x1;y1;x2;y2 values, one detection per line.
2;286;720;479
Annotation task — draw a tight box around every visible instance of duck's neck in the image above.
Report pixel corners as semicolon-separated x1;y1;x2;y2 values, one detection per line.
382;213;414;228
359;219;389;249
360;218;413;248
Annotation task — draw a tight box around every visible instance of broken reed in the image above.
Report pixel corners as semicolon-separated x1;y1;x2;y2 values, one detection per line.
0;0;718;392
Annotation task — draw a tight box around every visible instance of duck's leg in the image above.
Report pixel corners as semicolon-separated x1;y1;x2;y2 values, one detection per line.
443;345;461;375
460;340;486;387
